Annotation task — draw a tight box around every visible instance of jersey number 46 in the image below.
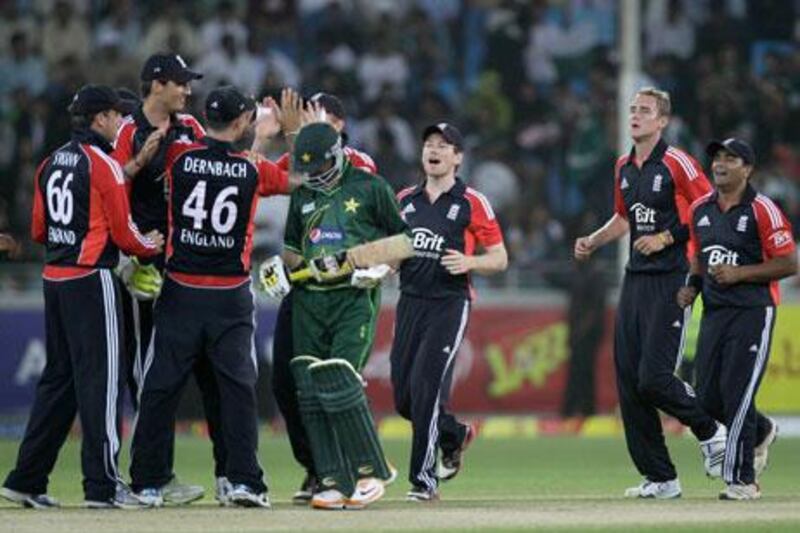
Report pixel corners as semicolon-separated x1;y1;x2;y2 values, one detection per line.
182;181;239;234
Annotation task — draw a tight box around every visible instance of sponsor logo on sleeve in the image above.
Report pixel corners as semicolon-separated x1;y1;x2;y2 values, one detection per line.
770;230;792;248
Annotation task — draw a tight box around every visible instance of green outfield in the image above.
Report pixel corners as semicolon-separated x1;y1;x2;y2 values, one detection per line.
1;432;799;531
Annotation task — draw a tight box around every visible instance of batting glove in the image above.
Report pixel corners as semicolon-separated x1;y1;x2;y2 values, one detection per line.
350;264;392;289
127;258;163;301
258;255;292;298
307;251;353;283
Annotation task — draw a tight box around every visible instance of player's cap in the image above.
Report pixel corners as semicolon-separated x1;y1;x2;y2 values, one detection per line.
423;123;464;152
140;53;203;84
309;92;345;120
68;84;130;116
293;122;341;175
115;87;140;115
706;138;755;165
205;85;256;123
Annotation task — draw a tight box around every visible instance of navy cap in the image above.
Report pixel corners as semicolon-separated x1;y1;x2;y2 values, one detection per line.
68;84;130;116
205;85;256;123
115;87;140;115
140;53;203;84
706;138;755;165
422;122;464;152
309;92;345;119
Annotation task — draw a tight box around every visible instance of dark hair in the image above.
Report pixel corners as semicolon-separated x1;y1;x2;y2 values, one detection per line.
70;114;95;130
140;79;169;98
206;117;235;131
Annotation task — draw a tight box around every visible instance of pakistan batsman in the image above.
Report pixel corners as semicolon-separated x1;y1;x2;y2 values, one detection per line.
260;122;405;509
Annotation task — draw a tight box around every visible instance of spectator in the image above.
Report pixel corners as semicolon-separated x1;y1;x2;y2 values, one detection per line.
200;0;249;52
356;35;409;102
0;32;47;103
140;1;200;60
41;1;90;67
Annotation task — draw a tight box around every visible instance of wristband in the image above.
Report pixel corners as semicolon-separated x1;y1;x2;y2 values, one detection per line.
658;231;670;246
687;274;703;291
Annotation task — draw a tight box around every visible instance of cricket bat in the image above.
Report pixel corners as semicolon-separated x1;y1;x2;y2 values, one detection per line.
289;233;413;283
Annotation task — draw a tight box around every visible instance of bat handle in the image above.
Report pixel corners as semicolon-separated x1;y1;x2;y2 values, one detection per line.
289;269;313;282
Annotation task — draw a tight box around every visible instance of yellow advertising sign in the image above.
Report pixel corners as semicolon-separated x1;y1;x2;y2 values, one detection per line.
759;305;800;412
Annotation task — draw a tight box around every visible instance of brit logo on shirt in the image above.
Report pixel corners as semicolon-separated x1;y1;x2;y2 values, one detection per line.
652;174;663;192
737;215;748;232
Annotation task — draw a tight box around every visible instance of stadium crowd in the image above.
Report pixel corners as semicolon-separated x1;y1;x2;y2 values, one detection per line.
0;0;798;288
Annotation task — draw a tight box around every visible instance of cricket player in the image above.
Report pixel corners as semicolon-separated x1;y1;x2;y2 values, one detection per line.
111;53;222;505
129;86;291;508
1;85;162;509
574;88;727;498
267;90;379;504
392;123;507;501
259;122;405;510
678;138;796;500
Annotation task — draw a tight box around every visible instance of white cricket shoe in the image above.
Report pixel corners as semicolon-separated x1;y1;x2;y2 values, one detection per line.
228;484;270;508
719;483;761;500
311;489;347;510
136;487;164;508
215;476;232;507
161;478;204;505
346;478;385;509
0;487;60;509
700;423;727;478
754;418;778;479
383;462;398;486
624;478;681;499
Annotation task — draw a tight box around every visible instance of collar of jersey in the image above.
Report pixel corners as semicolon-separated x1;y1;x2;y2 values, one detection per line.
626;138;668;167
411;176;465;199
71;127;113;153
710;182;757;209
133;104;180;134
203;136;235;152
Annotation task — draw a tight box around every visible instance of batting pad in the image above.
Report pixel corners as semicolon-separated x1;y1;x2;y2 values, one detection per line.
309;359;391;481
290;356;355;495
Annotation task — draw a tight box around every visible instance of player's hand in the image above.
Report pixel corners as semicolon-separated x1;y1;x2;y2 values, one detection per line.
574;236;596;261
254;96;282;142
279;87;303;136
258;255;292;298
441;249;473;275
144;229;164;253
308;251;352;282
633;232;671;256
708;264;741;286
126;258;163;301
135;126;168;168
676;286;698;308
351;264;392;289
301;100;326;126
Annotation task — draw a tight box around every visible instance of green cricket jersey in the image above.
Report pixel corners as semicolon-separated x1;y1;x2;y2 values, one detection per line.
284;162;407;289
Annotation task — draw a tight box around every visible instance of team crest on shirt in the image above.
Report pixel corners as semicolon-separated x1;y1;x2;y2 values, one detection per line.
736;215;748;232
652;174;663;192
447;204;460;221
400;202;415;221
